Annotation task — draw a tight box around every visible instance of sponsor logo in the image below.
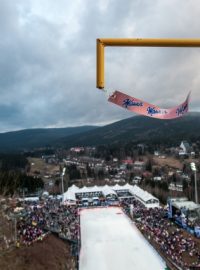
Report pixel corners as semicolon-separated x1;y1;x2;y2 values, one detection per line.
147;106;161;116
122;98;143;108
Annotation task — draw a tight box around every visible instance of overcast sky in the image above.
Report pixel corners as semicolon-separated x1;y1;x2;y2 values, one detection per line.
1;0;200;132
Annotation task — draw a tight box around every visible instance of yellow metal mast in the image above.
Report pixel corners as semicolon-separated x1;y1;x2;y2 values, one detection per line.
96;38;200;89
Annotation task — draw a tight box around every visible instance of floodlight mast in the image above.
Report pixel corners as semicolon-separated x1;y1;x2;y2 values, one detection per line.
61;167;66;202
191;162;198;204
96;38;200;89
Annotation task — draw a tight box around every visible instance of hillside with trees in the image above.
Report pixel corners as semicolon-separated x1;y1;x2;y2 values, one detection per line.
0;154;43;196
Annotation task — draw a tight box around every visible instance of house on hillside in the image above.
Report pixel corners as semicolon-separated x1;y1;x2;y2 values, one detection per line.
168;182;183;192
153;176;162;182
122;159;133;169
179;141;191;156
131;176;142;184
154;151;160;156
133;161;145;172
70;147;84;153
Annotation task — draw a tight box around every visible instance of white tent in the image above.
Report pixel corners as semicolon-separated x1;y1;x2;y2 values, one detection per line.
63;189;76;202
70;184;79;192
102;186;117;197
63;183;159;208
79;186;90;193
130;185;159;208
112;184;124;190
123;183;133;190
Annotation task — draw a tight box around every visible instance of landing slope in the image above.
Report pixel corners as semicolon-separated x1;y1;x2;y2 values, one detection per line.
79;207;166;270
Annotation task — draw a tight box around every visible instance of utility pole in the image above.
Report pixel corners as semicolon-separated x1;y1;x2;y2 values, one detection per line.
194;170;198;204
14;217;17;243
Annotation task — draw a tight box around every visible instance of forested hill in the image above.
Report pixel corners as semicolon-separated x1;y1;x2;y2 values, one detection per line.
0;126;97;152
1;113;200;152
57;112;200;148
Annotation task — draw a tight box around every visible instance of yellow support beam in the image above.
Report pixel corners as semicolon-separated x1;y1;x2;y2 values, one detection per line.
96;38;200;89
96;39;105;89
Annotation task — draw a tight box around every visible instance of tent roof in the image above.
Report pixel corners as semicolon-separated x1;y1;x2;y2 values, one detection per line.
63;183;159;205
172;201;199;210
130;185;159;203
102;186;117;197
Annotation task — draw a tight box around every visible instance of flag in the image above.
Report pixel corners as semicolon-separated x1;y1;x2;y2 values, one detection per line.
108;90;190;119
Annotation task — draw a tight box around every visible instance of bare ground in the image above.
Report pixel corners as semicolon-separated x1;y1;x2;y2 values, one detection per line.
153;156;183;169
28;158;60;175
0;234;76;270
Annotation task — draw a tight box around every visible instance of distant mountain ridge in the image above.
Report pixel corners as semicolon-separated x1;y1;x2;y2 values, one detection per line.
0;126;98;152
57;112;200;148
0;112;200;152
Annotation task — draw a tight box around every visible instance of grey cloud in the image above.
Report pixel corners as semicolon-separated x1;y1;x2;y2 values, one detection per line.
0;0;200;132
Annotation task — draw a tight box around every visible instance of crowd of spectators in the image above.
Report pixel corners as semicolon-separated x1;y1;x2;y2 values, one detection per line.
16;195;121;247
6;192;200;269
129;200;200;270
16;198;79;246
17;221;47;246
